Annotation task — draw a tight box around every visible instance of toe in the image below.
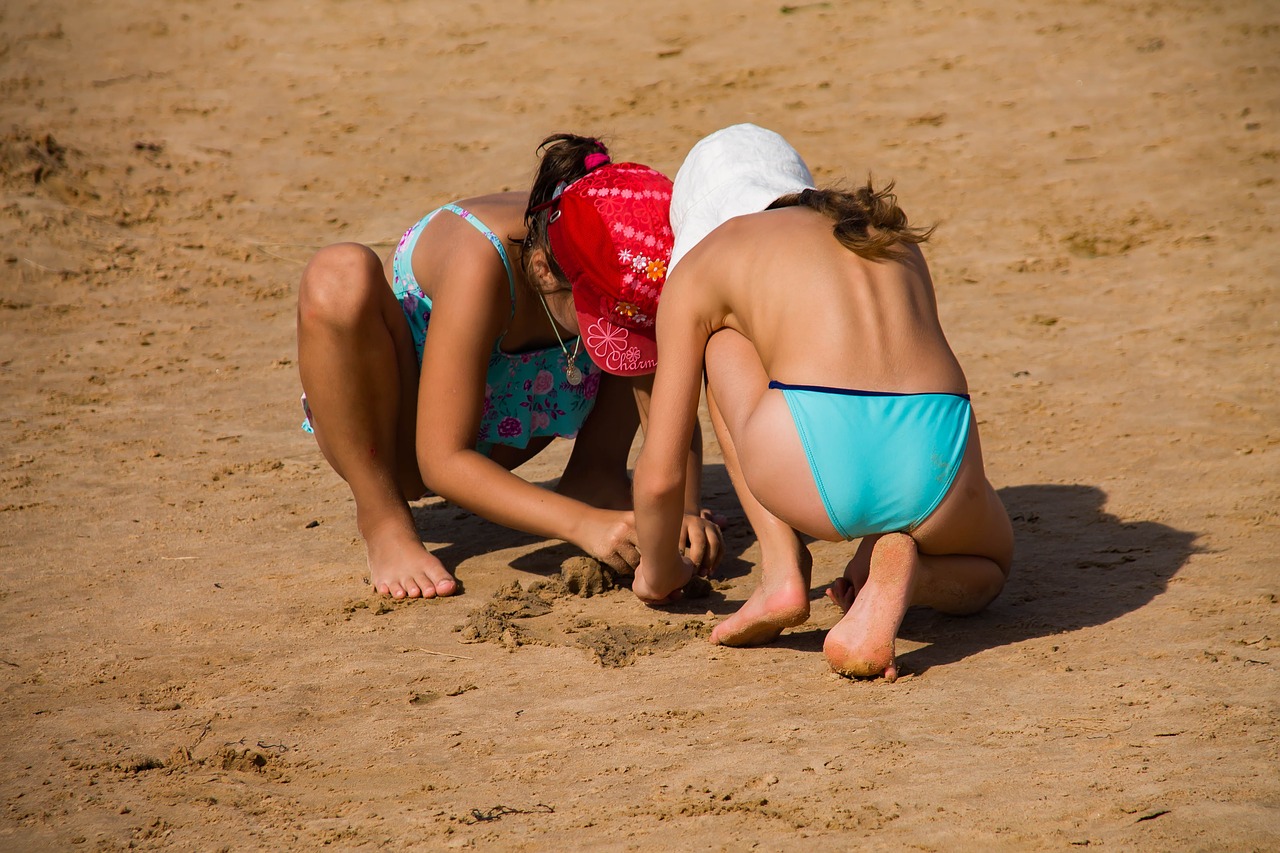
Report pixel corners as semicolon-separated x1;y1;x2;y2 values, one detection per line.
429;571;457;597
825;580;853;611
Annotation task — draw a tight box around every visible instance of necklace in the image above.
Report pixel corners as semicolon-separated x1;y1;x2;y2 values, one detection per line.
535;289;583;386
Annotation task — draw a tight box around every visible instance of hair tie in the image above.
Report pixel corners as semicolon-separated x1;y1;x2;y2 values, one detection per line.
528;180;570;216
584;152;611;171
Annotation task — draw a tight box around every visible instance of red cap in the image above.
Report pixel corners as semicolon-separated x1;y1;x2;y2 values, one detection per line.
547;162;674;376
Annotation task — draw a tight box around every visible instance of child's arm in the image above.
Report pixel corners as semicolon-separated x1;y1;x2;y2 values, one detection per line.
415;266;640;573
632;275;714;602
630;377;723;577
680;420;723;576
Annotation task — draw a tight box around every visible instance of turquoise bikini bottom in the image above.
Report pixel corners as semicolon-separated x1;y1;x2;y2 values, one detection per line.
770;381;972;541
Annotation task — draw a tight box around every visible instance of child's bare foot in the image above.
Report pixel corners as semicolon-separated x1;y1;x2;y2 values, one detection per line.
824;571;865;613
824;535;878;613
823;533;918;681
364;517;456;600
710;547;813;646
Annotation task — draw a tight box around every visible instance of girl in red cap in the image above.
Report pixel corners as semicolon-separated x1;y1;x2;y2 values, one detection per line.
297;134;721;600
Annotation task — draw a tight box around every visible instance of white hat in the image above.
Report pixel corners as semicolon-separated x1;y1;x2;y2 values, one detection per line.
668;123;815;275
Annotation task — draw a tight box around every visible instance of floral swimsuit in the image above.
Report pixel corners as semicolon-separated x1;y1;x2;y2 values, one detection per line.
302;204;602;454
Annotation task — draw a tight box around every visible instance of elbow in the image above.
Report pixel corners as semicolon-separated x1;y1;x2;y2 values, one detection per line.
417;463;444;498
633;454;684;508
416;444;456;498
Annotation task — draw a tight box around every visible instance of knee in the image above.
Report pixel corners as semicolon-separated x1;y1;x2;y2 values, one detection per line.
298;242;385;326
973;565;1008;610
939;558;1006;616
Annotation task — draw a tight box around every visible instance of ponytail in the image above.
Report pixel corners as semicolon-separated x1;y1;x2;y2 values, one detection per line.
767;179;934;261
521;134;611;279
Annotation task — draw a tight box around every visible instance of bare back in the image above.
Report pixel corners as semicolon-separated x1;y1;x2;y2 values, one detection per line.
675;206;966;396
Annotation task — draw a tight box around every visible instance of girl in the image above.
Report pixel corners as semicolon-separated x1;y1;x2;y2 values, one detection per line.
632;124;1012;680
297;134;722;600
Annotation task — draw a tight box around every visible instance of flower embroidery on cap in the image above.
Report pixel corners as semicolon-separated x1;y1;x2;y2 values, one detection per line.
585;319;628;356
585;320;655;372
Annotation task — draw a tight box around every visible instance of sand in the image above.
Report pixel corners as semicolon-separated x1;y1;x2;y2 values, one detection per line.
2;0;1278;849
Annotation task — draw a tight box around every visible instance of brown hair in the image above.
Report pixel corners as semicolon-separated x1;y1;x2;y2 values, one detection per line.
766;179;935;261
519;133;611;284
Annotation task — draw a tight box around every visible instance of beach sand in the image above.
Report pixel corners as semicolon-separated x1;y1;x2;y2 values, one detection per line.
2;0;1277;848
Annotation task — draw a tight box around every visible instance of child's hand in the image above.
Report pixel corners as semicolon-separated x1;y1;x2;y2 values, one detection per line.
633;554;696;606
575;509;641;574
681;510;724;577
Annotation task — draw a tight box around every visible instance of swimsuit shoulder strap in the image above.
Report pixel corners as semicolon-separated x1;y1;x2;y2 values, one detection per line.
392;208;441;306
438;203;518;325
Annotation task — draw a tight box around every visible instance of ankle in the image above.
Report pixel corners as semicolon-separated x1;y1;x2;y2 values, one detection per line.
356;505;417;544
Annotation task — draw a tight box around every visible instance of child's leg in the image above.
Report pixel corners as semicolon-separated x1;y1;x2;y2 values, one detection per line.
908;421;1013;608
702;330;828;646
296;242;456;600
827;538;1007;617
555;373;640;511
824;534;880;612
823;532;919;681
823;423;1013;678
828;420;1012;614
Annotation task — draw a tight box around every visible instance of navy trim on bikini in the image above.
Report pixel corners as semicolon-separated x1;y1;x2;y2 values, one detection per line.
768;380;970;401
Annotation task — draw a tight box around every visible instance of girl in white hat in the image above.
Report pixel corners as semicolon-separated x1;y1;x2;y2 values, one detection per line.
633;124;1012;681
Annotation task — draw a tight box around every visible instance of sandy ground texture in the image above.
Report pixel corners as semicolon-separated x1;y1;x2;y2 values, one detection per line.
2;0;1278;849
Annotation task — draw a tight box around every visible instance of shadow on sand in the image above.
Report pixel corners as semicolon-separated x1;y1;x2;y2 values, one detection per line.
768;483;1201;672
408;462;759;591
898;483;1200;673
412;467;1199;676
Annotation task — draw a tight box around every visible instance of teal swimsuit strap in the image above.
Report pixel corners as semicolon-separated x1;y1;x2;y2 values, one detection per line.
394;203;519;329
440;204;518;338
